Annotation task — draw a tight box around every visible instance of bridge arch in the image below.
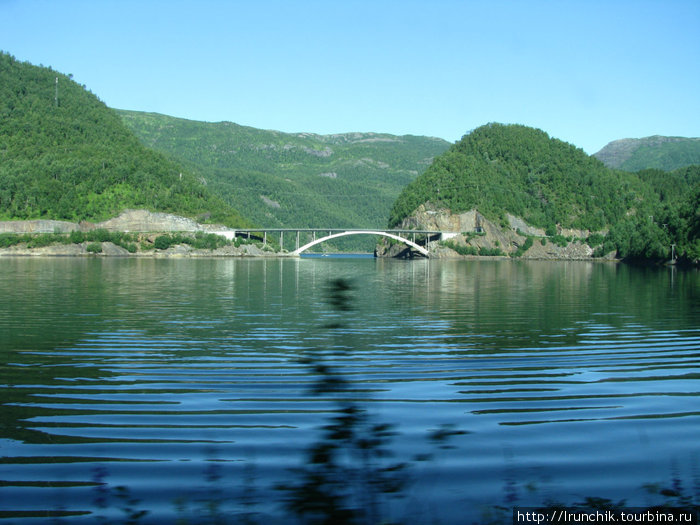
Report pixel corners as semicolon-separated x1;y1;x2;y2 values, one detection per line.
292;230;430;257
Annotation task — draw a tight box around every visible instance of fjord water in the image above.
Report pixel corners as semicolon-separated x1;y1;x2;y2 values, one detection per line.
0;257;698;523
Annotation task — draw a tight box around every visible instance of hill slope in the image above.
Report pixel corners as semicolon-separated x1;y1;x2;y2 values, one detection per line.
389;123;653;232
0;52;249;226
389;123;699;262
117;110;450;230
594;136;700;171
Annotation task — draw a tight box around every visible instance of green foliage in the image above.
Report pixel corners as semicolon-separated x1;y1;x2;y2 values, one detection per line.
0;53;250;228
154;235;172;251
550;234;569;248
69;230;85;244
600;179;700;262
512;236;534;257
87;229;112;243
442;240;478;256
152;232;231;251
389;123;699;264
441;240;504;257
0;234;18;248
389;123;656;232
595;136;700;172
586;233;605;247
117;109;450;251
478;246;505;256
86;242;102;253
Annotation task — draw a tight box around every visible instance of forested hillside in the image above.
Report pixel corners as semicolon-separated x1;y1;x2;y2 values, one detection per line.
0;52;250;226
117;110;449;229
390;124;653;231
594;136;700;172
390;123;700;261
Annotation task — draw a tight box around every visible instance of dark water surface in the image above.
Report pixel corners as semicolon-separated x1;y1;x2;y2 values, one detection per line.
1;257;698;523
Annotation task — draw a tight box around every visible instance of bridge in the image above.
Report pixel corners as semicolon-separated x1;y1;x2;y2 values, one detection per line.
212;228;460;257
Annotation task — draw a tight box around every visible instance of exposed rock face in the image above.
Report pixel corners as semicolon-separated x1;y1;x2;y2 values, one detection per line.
260;196;282;209
100;242;131;256
0;219;80;234
98;209;202;232
376;204;600;260
0;209;235;235
399;204;481;232
507;214;545;237
0;243;88;256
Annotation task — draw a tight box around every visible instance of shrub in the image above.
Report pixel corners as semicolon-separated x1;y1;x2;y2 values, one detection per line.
27;234;57;248
478;246;505;256
0;234;21;248
586;233;605;247
154;235;173;250
86;242;102;253
193;233;228;250
551;234;568;247
512;236;534;257
69;230;86;244
88;229;112;242
593;241;616;258
442;240;477;256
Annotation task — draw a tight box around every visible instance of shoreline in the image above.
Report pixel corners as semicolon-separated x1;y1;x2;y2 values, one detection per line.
0;242;620;262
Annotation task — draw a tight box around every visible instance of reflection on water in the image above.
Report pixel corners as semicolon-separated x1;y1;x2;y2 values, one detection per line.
0;258;698;523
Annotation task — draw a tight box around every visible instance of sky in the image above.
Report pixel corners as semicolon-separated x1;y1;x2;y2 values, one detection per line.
1;0;698;154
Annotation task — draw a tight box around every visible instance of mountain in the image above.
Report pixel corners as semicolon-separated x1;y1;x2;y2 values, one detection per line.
0;52;249;227
117;110;450;232
594;136;700;172
388;123;699;262
389;123;653;232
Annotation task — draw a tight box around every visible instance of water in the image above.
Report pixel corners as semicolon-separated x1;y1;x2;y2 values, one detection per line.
0;257;698;523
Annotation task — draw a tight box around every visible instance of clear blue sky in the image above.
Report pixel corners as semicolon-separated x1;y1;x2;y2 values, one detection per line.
1;0;698;153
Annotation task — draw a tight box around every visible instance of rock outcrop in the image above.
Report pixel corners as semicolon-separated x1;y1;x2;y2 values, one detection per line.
0;209;235;235
376;204;604;260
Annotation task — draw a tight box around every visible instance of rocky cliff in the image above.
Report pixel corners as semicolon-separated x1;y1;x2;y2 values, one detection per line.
376;204;608;260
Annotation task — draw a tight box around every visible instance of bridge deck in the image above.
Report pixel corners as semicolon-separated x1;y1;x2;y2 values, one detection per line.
225;228;444;234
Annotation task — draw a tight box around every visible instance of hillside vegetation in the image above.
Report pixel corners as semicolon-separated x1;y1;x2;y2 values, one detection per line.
117;110;449;230
390;124;653;231
594;136;700;172
390;124;700;262
0;52;249;227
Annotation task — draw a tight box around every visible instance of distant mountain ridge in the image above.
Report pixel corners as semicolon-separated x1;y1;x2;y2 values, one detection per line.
594;136;700;171
117;110;450;235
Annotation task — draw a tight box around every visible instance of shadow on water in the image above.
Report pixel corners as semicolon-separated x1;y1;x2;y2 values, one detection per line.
275;278;467;525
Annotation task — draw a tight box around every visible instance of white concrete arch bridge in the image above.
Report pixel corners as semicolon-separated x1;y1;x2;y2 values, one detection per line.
214;228;459;257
